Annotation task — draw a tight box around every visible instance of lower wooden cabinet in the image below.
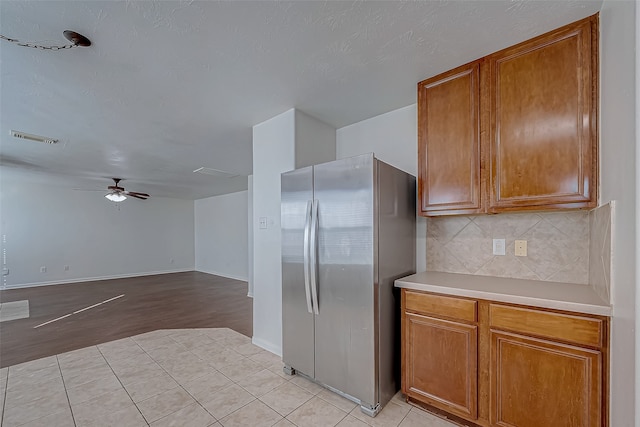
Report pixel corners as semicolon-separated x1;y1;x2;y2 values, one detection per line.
401;289;609;427
490;331;602;427
404;313;478;419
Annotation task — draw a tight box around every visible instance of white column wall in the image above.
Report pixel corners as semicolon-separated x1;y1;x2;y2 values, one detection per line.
248;175;254;297
251;109;296;354
336;104;427;273
636;0;640;419
599;1;637;425
295;110;337;169
251;109;335;355
195;190;248;281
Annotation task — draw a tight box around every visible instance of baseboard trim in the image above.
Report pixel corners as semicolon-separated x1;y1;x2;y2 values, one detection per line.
252;336;282;357
194;268;248;282
3;269;195;290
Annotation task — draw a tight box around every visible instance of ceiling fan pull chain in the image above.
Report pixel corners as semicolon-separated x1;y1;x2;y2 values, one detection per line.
0;31;90;50
0;34;77;50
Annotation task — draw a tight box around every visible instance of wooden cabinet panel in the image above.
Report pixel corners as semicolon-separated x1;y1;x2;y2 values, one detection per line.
490;330;602;427
417;15;598;216
488;18;597;211
418;62;482;215
403;312;478;419
405;290;477;322
401;289;609;426
489;304;603;348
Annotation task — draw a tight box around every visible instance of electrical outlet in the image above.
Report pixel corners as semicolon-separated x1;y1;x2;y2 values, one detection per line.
64;265;70;271
515;240;528;257
492;239;506;256
259;217;268;229
40;266;47;273
169;258;174;264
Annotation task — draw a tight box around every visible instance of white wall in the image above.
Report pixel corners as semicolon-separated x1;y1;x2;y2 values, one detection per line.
252;109;296;355
637;2;640;419
336;104;427;273
248;176;254;297
599;1;637;425
251;108;335;355
0;178;194;288
195;190;248;281
295;110;337;169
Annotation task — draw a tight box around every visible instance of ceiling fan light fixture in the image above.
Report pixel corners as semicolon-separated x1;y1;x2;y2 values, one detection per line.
105;193;127;202
63;30;91;47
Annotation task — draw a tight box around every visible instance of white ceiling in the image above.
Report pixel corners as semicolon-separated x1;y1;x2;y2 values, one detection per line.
0;0;603;200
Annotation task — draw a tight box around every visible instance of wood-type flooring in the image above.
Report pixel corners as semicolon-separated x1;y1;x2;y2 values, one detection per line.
0;271;252;368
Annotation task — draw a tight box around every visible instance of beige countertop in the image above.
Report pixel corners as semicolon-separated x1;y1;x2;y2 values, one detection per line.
395;271;611;316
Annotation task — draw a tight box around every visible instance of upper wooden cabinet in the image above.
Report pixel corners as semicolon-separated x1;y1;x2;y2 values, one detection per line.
418;62;482;215
418;15;598;216
488;17;598;211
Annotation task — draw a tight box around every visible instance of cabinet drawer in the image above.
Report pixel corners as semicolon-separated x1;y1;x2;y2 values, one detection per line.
489;304;603;348
404;291;477;323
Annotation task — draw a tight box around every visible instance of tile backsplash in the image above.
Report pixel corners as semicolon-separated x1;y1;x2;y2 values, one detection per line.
589;202;613;303
426;211;590;284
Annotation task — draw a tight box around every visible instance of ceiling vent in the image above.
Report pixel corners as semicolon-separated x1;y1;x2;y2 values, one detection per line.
10;130;58;144
193;167;238;178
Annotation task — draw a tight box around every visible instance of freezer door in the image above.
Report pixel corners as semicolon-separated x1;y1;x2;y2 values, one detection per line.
312;154;377;406
281;166;315;378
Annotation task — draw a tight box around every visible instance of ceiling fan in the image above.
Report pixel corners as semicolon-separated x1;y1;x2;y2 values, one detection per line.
103;178;149;202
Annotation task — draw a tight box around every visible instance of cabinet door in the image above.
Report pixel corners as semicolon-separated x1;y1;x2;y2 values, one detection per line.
418;61;482;216
490;330;602;427
488;17;597;211
403;312;478;419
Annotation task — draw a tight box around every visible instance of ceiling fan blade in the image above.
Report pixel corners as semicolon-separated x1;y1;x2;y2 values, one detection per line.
126;193;148;200
125;191;150;198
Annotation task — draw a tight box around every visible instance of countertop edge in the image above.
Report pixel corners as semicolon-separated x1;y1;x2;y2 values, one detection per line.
395;280;612;317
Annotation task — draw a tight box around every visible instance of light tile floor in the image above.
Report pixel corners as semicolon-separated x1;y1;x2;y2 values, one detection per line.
0;328;457;427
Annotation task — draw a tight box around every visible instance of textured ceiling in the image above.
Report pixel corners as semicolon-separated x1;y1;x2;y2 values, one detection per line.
0;0;603;199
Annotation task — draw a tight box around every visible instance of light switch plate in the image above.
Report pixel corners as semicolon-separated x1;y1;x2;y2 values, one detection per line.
493;239;506;256
515;240;527;256
259;217;268;229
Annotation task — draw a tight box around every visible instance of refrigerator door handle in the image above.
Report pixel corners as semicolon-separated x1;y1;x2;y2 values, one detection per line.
302;200;313;314
310;199;320;315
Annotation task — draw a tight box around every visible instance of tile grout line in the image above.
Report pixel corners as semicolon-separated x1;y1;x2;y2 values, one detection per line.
2;329;432;427
136;331;223;424
146;330;291;426
0;367;7;427
127;329;258;425
169;332;268;425
96;344;151;426
55;354;78;427
4;357;75;427
395;402;412;427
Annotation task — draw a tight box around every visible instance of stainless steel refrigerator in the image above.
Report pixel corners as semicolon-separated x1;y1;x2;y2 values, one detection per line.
281;153;416;417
